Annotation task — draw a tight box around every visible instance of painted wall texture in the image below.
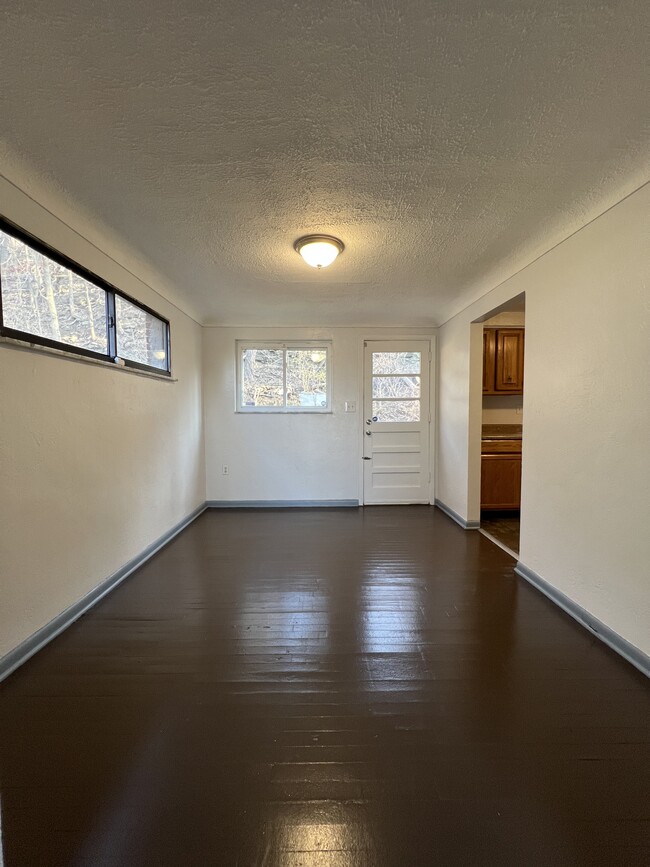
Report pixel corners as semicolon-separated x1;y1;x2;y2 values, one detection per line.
437;183;650;656
0;179;206;659
482;395;523;425
203;327;435;503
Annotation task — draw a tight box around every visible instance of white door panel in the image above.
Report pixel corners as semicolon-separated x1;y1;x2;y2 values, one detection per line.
363;340;431;504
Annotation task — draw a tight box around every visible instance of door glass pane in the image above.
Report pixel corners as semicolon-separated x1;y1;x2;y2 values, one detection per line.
115;295;168;370
286;348;328;407
241;348;284;407
372;400;420;422
372;375;420;398
372;351;420;375
0;229;108;353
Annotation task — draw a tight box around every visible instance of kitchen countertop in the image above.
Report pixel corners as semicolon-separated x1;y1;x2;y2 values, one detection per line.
482;424;523;441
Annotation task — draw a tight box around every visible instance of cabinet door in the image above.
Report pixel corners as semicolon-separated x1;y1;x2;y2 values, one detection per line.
482;329;497;393
481;455;522;510
495;329;524;392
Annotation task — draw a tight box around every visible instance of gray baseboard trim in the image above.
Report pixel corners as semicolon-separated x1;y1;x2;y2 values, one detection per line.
515;561;650;679
206;499;359;508
0;502;207;684
434;499;480;530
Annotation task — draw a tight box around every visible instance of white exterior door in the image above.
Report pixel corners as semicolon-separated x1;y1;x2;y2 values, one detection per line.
362;340;431;504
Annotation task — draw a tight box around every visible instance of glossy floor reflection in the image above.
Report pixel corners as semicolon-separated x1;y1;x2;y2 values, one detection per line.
1;507;648;866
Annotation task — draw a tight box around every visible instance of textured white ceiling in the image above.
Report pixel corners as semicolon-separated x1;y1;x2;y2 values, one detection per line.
1;0;648;325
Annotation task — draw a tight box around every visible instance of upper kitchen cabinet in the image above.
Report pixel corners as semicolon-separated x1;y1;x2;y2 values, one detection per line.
483;328;524;394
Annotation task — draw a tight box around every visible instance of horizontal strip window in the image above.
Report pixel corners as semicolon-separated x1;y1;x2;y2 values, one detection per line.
237;341;331;412
0;217;170;375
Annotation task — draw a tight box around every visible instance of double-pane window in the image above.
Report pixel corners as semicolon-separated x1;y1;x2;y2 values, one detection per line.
0;221;170;374
238;342;331;412
115;295;168;371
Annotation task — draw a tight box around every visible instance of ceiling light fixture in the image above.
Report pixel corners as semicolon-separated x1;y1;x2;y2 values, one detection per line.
294;234;344;269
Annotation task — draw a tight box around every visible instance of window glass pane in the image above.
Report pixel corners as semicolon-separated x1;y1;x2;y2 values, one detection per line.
115;295;168;370
241;348;284;407
372;375;420;398
0;229;108;353
372;351;420;375
372;400;420;422
286;348;328;407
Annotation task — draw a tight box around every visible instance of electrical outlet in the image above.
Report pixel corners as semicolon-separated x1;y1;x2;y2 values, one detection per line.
345;401;356;412
222;465;229;475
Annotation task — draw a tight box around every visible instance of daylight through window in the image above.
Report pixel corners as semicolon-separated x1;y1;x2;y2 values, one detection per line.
0;221;170;374
238;342;331;412
371;351;421;422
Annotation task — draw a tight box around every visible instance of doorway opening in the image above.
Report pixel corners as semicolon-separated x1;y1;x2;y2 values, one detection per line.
473;295;525;557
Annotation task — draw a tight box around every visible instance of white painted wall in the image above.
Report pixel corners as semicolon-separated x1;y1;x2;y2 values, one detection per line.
484;312;526;327
482;395;523;425
437;315;474;520
437;183;650;655
0;179;205;659
203;327;435;503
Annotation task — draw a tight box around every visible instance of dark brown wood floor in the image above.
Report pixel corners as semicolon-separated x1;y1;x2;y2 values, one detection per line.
481;513;521;555
1;507;648;866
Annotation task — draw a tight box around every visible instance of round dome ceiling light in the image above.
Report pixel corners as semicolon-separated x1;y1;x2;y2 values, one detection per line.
294;234;344;269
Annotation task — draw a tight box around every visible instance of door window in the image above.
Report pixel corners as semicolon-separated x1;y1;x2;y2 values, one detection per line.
371;351;421;422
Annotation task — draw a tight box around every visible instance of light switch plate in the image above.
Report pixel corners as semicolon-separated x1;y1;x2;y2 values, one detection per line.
345;401;356;412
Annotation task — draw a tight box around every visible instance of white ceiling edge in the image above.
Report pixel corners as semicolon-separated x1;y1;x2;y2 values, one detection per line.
436;169;650;329
2;141;647;333
0;144;204;326
202;324;437;332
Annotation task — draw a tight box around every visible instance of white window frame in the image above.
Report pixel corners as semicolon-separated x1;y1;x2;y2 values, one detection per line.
236;340;332;413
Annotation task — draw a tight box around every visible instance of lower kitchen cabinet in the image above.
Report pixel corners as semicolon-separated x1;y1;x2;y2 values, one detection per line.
481;441;522;510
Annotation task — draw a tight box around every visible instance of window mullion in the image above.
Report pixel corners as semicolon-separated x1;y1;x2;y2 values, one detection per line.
283;348;288;409
106;291;117;358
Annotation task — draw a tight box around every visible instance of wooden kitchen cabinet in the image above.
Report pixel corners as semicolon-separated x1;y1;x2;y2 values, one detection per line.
482;330;496;392
481;439;522;510
483;328;524;394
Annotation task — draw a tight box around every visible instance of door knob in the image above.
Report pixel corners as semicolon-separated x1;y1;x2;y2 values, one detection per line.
366;419;372;425
365;430;372;436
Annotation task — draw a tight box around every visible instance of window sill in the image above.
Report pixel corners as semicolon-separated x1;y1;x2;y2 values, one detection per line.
236;411;333;415
0;335;177;382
